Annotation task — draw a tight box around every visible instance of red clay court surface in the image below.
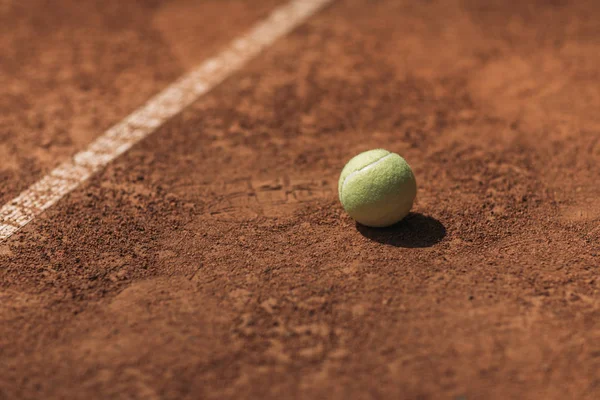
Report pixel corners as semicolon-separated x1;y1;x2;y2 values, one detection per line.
1;0;600;398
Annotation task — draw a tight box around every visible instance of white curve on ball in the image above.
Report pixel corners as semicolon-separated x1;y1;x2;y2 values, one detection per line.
340;152;395;198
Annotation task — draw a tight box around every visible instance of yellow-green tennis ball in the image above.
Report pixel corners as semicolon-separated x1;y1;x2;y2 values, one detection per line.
338;149;417;227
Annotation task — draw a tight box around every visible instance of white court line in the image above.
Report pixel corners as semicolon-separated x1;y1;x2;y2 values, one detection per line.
0;0;333;242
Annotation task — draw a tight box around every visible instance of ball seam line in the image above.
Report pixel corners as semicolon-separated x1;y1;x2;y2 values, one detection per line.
340;152;394;200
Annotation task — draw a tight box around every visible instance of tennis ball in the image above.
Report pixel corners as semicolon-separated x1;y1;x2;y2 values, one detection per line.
338;149;417;227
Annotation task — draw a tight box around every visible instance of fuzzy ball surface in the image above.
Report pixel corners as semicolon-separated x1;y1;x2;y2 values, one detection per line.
338;149;417;227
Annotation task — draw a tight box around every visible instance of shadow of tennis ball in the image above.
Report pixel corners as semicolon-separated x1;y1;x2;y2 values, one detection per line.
356;213;446;248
